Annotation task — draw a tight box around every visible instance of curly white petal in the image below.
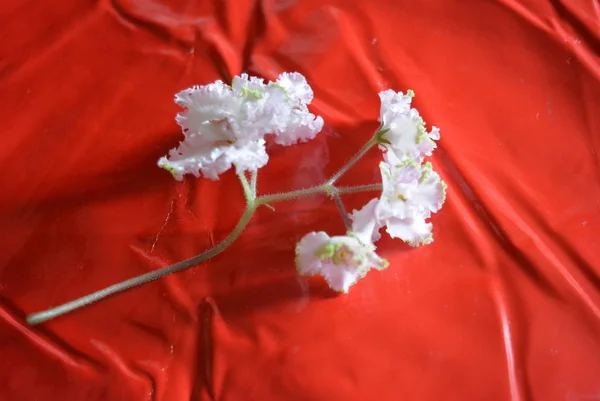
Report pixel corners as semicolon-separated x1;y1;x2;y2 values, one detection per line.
175;82;242;134
378;89;413;118
158;135;268;181
229;139;269;174
384;216;433;247
276;72;314;105
272;109;324;146
231;73;267;97
413;163;446;213
350;198;383;243
295;231;330;276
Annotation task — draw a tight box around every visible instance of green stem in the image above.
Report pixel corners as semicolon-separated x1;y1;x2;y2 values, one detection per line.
250;170;257;198
337;183;383;194
26;204;256;325
256;184;332;205
238;172;254;202
333;193;352;230
326;136;377;185
26;173;259;326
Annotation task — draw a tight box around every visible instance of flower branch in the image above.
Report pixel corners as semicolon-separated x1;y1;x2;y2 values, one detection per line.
337;183;383;194
25;73;447;324
27;203;257;325
326;136;378;185
332;192;352;230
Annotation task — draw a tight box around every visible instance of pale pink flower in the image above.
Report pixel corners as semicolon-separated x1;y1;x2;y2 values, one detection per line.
295;232;389;293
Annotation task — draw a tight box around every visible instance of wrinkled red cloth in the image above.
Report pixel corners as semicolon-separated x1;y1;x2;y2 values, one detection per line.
1;0;599;400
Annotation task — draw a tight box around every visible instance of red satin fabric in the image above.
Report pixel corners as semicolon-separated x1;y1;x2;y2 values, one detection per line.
1;0;599;400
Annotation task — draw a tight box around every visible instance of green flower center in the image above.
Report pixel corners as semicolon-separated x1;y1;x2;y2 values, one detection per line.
241;87;264;99
314;243;357;265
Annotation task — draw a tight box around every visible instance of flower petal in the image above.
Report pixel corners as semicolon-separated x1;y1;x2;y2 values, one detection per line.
276;72;314;105
175;82;241;133
231;73;267;97
320;263;367;293
350;198;383;243
158;133;268;181
429;126;441;140
295;231;330;276
229;139;269;174
378;89;412;119
385;215;433;246
413;164;447;213
272;108;324;146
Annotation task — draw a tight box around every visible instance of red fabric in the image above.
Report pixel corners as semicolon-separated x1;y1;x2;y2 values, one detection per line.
1;0;600;400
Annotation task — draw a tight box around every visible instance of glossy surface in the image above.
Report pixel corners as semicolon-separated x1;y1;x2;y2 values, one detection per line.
1;0;599;400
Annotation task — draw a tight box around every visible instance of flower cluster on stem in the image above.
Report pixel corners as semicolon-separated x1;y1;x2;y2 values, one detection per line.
25;74;447;325
296;89;446;292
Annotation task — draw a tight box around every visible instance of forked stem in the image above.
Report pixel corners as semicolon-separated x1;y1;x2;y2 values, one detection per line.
238;172;254;201
337;183;383;194
332;192;352;230
327;136;377;185
26;134;381;325
249;170;257;198
257;184;332;205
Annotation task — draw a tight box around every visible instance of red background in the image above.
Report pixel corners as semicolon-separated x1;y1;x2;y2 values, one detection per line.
1;0;599;400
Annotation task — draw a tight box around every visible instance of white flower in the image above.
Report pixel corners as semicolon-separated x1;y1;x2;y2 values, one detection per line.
377;89;439;162
350;151;447;247
379;150;446;219
158;72;323;180
295;232;389;293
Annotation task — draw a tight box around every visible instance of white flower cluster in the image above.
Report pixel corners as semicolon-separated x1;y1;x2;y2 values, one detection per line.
296;90;447;293
158;73;324;180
